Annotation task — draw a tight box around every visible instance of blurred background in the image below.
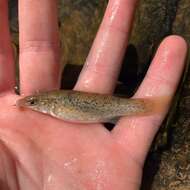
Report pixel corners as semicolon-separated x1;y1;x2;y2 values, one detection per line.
9;0;190;189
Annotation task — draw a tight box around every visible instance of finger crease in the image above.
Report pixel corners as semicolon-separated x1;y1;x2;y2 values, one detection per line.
146;71;176;88
20;40;60;53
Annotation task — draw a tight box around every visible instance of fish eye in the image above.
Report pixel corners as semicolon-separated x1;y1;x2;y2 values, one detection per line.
27;97;38;106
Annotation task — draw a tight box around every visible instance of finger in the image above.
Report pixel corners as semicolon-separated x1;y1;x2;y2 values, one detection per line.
19;0;60;95
112;36;187;164
0;1;15;92
75;0;138;94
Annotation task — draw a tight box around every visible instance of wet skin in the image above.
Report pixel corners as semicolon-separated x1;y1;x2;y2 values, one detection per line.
0;0;187;190
1;93;143;189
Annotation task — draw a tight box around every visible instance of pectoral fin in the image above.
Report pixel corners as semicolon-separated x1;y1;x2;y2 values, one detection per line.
107;117;120;125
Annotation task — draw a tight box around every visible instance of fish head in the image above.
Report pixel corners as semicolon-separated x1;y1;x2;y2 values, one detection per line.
16;94;54;114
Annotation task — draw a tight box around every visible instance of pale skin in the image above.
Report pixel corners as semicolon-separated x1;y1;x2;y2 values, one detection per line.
0;0;187;190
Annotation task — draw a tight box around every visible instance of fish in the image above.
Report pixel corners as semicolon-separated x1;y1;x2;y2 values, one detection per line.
16;90;155;123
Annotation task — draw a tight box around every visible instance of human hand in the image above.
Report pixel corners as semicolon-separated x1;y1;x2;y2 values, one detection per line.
0;1;187;190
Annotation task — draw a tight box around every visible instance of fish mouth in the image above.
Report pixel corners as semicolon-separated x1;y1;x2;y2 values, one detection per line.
16;98;27;107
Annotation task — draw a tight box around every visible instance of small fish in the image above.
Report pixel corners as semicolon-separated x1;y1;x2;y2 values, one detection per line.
16;90;154;123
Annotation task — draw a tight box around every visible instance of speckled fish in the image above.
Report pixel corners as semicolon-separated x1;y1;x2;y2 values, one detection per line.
16;90;154;123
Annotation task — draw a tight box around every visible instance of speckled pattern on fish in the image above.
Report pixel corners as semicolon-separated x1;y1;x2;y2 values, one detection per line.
16;90;153;123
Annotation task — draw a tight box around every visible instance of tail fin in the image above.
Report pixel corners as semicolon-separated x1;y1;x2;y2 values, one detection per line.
141;96;171;116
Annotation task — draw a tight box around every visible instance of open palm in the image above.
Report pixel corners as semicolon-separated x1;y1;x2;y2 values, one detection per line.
0;1;187;190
